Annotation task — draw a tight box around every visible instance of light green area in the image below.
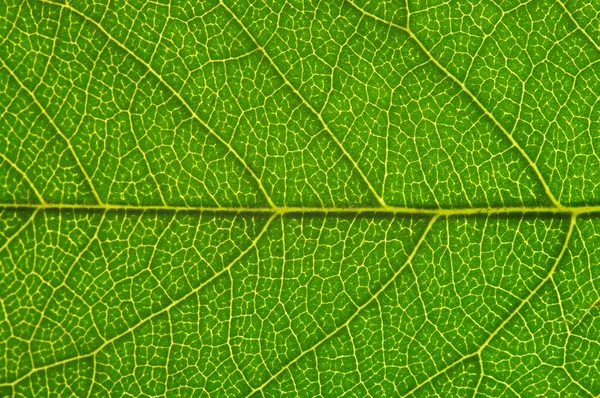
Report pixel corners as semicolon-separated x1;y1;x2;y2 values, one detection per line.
0;0;599;396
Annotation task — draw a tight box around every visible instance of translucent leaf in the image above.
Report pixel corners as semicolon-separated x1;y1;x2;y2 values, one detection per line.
1;0;599;396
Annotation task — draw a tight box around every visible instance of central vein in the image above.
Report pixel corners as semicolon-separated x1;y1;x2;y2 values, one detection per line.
0;203;596;215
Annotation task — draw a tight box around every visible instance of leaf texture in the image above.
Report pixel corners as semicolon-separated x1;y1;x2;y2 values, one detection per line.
1;0;600;396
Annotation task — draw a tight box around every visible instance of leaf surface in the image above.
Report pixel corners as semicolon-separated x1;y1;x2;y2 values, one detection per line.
1;0;600;396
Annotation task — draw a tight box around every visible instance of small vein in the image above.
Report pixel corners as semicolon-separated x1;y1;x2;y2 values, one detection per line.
484;373;521;396
562;358;596;397
219;0;388;208
345;0;564;209
0;57;103;205
38;0;278;210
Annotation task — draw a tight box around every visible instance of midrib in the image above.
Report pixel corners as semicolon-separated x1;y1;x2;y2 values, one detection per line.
1;203;598;216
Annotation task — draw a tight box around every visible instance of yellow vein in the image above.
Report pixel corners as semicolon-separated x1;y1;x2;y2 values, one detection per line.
247;215;439;396
39;0;278;210
220;0;388;208
2;202;600;215
345;0;563;209
477;213;576;352
0;208;38;254
126;112;168;206
0;213;277;387
0;57;103;205
0;152;45;204
26;211;107;349
556;0;600;53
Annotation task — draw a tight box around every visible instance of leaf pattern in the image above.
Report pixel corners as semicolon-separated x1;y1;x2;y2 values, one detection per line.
1;0;599;396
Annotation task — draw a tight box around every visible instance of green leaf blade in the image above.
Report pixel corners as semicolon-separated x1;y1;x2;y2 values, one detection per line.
1;0;600;396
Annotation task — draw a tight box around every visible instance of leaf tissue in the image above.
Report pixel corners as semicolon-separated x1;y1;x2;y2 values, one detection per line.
1;0;600;396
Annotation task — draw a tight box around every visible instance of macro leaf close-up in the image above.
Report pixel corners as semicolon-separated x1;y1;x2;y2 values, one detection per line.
1;0;600;396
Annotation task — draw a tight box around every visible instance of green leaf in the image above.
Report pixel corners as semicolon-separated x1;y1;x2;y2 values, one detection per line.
1;0;599;396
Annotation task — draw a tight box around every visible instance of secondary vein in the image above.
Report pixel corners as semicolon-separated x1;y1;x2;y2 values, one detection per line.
345;0;564;210
0;57;104;205
220;0;389;209
38;0;279;210
399;213;577;396
246;214;440;396
0;213;278;388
